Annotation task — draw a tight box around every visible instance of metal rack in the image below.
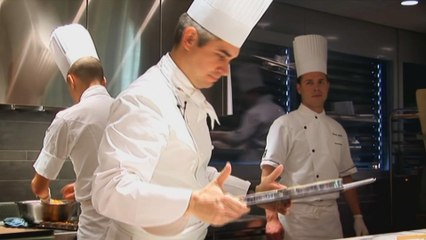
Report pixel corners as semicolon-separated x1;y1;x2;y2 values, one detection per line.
329;113;381;169
389;108;425;174
389;108;426;231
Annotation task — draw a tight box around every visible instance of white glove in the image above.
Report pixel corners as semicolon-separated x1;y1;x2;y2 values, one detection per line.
353;214;369;236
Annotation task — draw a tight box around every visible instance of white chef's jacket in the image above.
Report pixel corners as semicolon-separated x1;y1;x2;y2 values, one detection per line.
261;103;357;240
92;53;250;240
33;85;113;240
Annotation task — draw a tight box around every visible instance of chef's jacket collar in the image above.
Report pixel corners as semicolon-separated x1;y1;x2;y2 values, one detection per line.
80;85;108;101
298;103;326;119
160;54;219;129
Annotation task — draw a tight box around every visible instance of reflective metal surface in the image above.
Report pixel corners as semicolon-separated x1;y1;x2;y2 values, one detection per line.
0;0;161;107
88;0;161;101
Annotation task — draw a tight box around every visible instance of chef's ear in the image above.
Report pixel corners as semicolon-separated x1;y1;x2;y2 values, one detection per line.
296;82;301;94
101;77;107;87
181;26;198;50
66;74;76;89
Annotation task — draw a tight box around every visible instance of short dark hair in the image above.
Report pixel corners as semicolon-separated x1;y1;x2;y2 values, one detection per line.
68;56;104;83
173;13;218;47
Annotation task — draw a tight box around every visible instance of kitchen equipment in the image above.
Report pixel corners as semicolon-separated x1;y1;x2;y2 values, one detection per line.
16;200;43;224
16;200;77;224
0;225;53;239
244;178;376;206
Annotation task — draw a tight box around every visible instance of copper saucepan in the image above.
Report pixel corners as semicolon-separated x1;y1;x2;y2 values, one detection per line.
16;199;77;223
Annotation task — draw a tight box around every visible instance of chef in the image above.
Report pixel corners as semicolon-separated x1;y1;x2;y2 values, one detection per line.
31;24;113;240
259;34;369;240
211;63;284;161
90;0;285;239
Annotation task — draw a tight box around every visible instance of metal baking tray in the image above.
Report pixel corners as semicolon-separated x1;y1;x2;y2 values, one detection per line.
244;178;376;206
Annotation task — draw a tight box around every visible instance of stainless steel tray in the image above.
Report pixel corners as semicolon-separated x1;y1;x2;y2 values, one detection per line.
244;178;376;206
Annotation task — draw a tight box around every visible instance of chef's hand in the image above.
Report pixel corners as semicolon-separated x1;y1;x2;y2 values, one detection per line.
255;165;291;214
187;162;250;226
265;209;284;240
40;188;51;204
353;214;369;236
61;182;76;200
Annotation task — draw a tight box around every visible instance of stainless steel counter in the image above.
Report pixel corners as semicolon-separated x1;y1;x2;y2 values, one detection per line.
0;225;76;240
54;230;76;240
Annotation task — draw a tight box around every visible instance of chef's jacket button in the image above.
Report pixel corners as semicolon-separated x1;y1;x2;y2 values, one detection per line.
312;149;315;153
304;126;307;129
315;116;318;119
316;174;319;178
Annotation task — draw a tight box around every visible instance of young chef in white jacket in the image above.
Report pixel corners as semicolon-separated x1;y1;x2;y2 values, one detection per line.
260;34;369;240
91;0;289;239
31;24;113;240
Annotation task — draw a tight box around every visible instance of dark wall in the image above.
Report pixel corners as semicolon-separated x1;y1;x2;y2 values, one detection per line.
403;62;426;108
0;106;75;202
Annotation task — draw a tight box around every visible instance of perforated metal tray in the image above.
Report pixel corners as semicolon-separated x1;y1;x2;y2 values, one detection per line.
244;178;376;206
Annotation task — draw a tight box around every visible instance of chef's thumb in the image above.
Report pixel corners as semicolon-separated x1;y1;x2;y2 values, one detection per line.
268;165;284;182
216;162;232;187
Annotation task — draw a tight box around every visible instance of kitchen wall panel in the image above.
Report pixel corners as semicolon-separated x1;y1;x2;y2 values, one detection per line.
0;0;85;107
0;0;161;107
87;0;161;99
0;108;75;202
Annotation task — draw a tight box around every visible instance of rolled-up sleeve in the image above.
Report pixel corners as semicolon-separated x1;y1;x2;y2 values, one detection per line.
261;118;286;168
33;117;69;180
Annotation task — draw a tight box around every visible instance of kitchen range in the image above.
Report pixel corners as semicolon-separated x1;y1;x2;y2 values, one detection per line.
0;200;77;239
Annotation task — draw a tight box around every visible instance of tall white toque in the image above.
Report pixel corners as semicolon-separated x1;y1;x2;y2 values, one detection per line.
293;34;328;78
49;24;99;81
187;0;273;48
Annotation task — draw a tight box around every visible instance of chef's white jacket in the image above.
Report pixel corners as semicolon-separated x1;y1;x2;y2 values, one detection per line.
92;54;250;240
33;85;113;240
261;103;357;198
261;103;357;239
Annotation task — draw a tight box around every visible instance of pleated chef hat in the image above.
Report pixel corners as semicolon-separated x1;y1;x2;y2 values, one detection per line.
293;34;327;78
187;0;273;48
49;24;99;80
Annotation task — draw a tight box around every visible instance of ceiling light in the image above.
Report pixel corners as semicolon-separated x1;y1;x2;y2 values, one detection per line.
401;0;419;6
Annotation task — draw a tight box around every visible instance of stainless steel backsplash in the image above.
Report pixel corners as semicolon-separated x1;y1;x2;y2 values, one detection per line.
0;0;195;108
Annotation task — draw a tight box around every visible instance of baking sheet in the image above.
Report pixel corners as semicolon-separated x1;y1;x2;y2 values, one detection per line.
244;178;376;206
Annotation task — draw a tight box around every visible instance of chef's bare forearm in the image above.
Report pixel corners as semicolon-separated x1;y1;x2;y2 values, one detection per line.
265;208;279;221
342;175;362;215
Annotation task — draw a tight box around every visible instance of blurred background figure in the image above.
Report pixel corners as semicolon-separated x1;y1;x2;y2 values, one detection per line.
211;63;284;161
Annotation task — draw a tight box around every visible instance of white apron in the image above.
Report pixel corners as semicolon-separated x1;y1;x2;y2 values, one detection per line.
104;218;208;240
279;200;343;240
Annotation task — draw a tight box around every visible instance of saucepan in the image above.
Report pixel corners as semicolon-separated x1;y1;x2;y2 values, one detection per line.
16;199;77;223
